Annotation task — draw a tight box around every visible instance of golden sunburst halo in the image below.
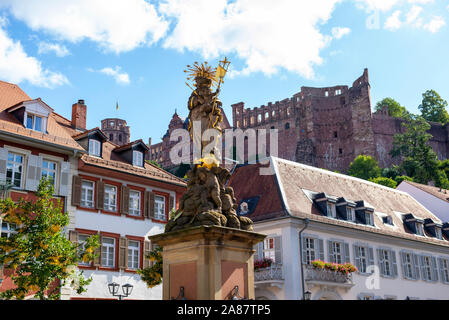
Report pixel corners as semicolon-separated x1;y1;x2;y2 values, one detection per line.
184;61;218;87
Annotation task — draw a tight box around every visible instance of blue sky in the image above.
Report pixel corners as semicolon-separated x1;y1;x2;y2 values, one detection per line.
0;0;448;144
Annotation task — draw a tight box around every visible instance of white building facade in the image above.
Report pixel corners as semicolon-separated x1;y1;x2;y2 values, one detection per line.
229;157;449;300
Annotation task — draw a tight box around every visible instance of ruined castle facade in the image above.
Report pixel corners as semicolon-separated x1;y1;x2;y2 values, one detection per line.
146;69;449;173
101;118;130;146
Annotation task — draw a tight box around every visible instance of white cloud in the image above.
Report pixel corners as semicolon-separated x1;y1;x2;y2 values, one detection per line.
331;27;351;39
0;22;68;88
356;0;400;12
384;10;402;30
38;42;70;57
95;66;130;85
0;0;169;53
405;5;422;24
159;0;342;79
423;16;445;33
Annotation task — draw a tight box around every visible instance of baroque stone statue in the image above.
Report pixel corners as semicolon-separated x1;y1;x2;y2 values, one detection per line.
164;59;253;233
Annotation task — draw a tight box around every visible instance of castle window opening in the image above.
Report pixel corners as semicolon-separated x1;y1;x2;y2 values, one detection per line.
339;148;342;154
335;89;342;95
285;123;290;130
272;110;275;117
236;121;240;127
258;114;262;123
109;133;113;141
334;131;338;138
119;134;122;142
325;91;329;97
265;112;269;119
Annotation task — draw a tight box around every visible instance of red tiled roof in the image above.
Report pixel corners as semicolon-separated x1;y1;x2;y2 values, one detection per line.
0;81;84;151
229;157;449;247
114;139;149;152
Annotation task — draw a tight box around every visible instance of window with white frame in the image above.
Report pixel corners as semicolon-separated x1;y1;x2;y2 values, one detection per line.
1;222;16;238
440;258;449;283
263;237;276;262
327;202;336;218
26;114;43;132
129;190;141;216
88;139;101;157
78;234;91;266
127;240;140;270
365;212;374;226
435;228;442;240
416;222;424;236
104;185;117;212
378;248;396;277
403;252;414;279
356;246;368;273
42;160;57;186
346;207;355;221
331;241;343;264
6;152;24;188
304;237;316;264
101;237;115;268
335;89;342;95
154;195;166;220
133;150;143;167
422;255;432;281
81;180;94;208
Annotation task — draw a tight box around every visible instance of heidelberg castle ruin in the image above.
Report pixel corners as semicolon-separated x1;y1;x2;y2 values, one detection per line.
102;69;449;175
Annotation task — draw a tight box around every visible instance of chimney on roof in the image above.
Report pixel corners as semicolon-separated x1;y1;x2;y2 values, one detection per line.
71;99;87;130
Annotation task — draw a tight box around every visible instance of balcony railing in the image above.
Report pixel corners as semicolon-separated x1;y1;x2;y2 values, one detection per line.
305;265;354;287
254;263;284;282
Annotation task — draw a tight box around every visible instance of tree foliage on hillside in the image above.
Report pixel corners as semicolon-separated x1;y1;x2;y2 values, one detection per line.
375;97;408;118
418;89;449;125
347;155;381;180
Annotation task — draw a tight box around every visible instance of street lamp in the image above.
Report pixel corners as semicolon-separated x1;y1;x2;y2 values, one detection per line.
303;291;312;301
108;282;133;300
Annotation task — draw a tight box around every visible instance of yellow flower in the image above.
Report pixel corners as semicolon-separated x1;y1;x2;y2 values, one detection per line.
50;225;60;233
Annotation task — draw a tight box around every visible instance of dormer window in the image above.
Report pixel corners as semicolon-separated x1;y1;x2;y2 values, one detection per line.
133;150;143;167
382;216;393;225
346;207;355;221
416;222;424;236
26;114;43;132
403;214;426;236
365;212;374;226
89;139;101;157
327;202;336;218
435;227;442;240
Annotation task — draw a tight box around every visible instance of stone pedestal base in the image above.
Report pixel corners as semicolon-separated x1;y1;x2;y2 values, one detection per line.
149;225;265;300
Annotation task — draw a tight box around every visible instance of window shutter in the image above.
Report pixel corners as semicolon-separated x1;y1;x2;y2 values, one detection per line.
71;175;82;206
438;258;446;283
368;247;375;273
274;236;282;264
327;240;334;263
93;233;102;267
68;230;78;243
377;249;384;276
143;240;152;269
390;250;398;278
149;192;155;219
431;256;438;282
59;161;70;196
169;195;175;211
344;242;350;263
412;253;420;280
318;239;324;261
25;154;42;191
143;191;149;218
353;245;361;271
419;255;426;280
0;147;8;183
254;242;263;261
120;186;130;215
96;181;105;210
119;237;128;269
400;251;407;279
301;237;308;264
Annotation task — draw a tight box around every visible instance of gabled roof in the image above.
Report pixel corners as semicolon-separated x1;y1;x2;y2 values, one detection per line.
400;180;449;203
0;80;84;152
114;139;149;152
229;157;449;247
6;98;54;113
73;127;107;141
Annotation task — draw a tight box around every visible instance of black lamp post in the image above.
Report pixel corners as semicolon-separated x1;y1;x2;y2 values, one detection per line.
108;282;133;300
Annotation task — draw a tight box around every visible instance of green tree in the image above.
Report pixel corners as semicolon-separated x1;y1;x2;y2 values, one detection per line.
146;160;162;168
368;177;397;189
390;113;447;186
0;178;99;300
347;155;381;180
381;166;402;179
394;175;413;186
137;246;163;288
375;97;408;117
418;90;449;124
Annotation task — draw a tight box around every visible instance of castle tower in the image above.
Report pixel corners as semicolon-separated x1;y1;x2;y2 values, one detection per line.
101;118;130;146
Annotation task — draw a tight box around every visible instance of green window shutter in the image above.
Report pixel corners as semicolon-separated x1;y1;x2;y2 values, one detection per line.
419;255;427;280
301;236;308;264
327;240;334;263
353;245;361;271
344;242;350;263
274;236;282;264
318;239;324;261
438;258;447;283
368;247;375;273
400;251;407;279
254;242;263;261
412;253;420;280
376;249;384;276
390;250;398;278
431;256;438;282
